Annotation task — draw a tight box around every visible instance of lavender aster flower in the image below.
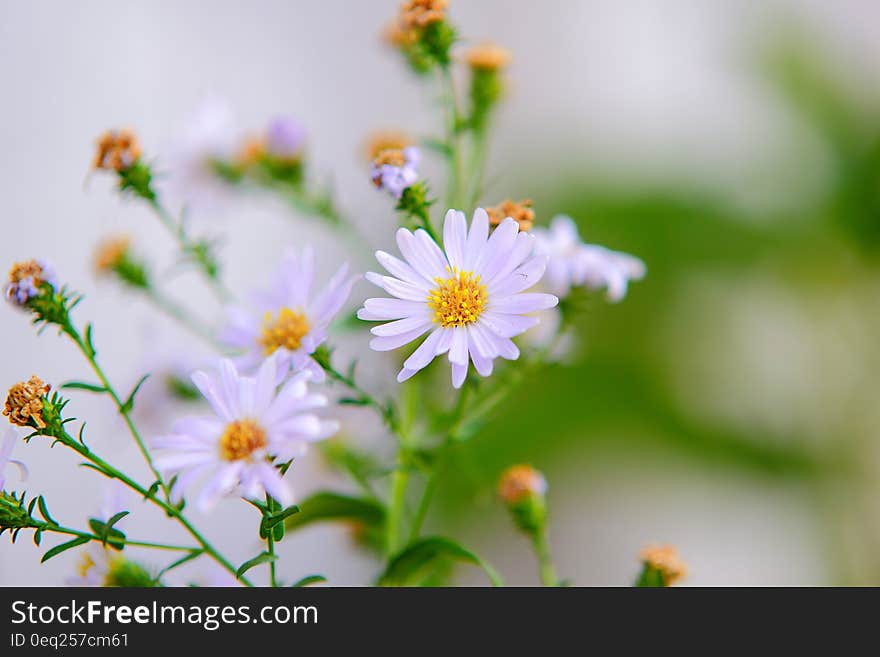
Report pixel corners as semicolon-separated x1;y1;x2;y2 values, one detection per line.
371;146;420;198
153;355;338;511
265;116;306;159
219;246;356;383
0;428;26;491
532;215;645;301
358;208;558;388
4;259;57;306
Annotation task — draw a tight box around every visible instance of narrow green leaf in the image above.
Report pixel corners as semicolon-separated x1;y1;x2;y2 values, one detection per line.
121;374;150;414
37;496;57;525
41;536;90;563
156;550;205;581
290;574;327;587
284;492;385;532
263;505;301;530
236;552;277;580
379;536;504;587
61;381;107;393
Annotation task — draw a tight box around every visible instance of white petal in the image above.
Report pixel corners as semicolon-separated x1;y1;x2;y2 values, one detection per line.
488;292;558;315
310;263;356;326
358;298;427;321
370;324;432;351
365;272;430;301
496;337;520;360
486;232;536;286
191;369;234;422
397;228;446;281
371;315;433;337
488;255;547;297
448;328;469;365
442;210;468;270
477;217;519;279
451;361;469;388
376;250;428;286
479;312;540;338
402;327;446;372
464;208;490;270
470;351;494;377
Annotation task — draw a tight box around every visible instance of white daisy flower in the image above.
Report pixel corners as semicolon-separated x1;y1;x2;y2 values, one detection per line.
67;543;122;587
358;208;558;388
153;355;338;511
0;428;27;491
219;246;356;383
532;215;645;301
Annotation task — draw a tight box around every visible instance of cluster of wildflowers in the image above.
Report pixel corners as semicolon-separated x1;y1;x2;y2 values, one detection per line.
0;0;677;589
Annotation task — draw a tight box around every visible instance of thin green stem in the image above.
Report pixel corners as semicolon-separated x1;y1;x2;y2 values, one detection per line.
62;320;169;503
386;465;410;556
55;428;253;586
47;525;194;552
467;128;489;210
265;495;278;588
531;530;559;587
440;64;464;210
143;287;221;349
147;198;232;303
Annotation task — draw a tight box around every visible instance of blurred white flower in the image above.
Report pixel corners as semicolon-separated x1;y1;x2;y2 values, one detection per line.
153;355;338;511
533;215;645;301
0;428;26;491
219;246;356;383
163;99;239;213
359;208;558;388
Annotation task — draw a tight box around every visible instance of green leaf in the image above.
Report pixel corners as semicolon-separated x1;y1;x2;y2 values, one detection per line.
290;574;327;587
41;536;90;563
156;550;205;581
36;496;56;525
263;505;301;530
88;512;128;550
236;552;277;580
284;491;385;532
379;536;504;587
121;374;150;414
61;381;107;393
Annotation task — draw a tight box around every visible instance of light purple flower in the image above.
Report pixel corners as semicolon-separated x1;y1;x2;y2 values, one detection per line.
4;259;57;306
532;215;645;301
0;428;26;491
163;99;239;212
371;146;420;199
153;355;338;511
358;208;558;388
219;246;357;383
265;116;305;159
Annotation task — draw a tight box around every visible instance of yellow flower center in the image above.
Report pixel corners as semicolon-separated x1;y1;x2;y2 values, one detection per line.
258;307;310;355
219;418;267;462
77;552;96;578
428;268;487;328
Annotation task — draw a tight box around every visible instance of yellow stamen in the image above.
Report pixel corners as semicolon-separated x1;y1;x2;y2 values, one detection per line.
428;267;487;328
219;418;267;462
258;307;311;355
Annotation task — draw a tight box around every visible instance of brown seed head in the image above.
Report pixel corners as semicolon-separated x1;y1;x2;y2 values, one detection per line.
93;129;142;171
4;376;50;429
486;199;535;231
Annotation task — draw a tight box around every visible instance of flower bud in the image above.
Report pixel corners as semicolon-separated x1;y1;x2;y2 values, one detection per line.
498;464;547;535
466;43;511;72
637;544;687;587
384;0;455;73
5;260;57;307
4;376;50;429
93;129;142;172
486;199;535;232
93;236;150;289
0;491;39;539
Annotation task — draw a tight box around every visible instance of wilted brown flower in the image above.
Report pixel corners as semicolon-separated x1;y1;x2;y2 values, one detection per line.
93;236;131;274
4;376;50;429
93;129;142;171
365;131;412;161
399;0;448;30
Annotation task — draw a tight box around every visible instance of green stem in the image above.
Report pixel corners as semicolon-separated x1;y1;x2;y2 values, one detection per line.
55;428;253;586
386;465;410;556
62;320;169;503
440;64;464;210
47;525;194;552
147;198;232;303
531;530;559;587
265;495;278;588
467;127;489;210
143;287;221;349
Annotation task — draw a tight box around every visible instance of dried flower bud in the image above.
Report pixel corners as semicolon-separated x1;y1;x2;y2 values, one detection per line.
498;464;548;535
399;0;448;30
638;544;687;586
93;129;142;172
486;199;535;232
5;260;56;307
466;43;511;72
236;136;267;168
3;376;50;429
93;236;131;274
